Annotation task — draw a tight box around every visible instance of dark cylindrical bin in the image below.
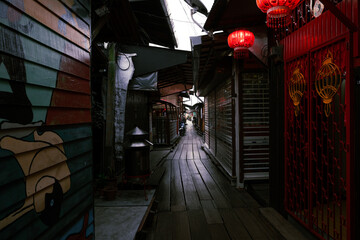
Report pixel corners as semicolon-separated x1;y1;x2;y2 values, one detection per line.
124;126;152;176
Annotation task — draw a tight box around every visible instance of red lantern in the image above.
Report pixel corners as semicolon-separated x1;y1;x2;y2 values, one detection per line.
227;30;255;59
256;0;300;29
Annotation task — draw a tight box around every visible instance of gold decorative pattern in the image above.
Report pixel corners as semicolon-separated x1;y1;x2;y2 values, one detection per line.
315;51;342;117
289;65;306;116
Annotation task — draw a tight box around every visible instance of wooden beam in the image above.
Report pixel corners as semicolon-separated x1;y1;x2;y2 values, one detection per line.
91;15;109;43
105;43;116;170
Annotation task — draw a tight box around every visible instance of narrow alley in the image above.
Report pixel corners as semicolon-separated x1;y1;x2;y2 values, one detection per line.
141;121;298;240
1;0;359;239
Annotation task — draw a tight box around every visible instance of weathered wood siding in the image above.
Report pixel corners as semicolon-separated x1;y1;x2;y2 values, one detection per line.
0;0;92;239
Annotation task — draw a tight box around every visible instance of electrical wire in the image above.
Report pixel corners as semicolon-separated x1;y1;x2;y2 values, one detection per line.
116;52;130;71
178;0;197;33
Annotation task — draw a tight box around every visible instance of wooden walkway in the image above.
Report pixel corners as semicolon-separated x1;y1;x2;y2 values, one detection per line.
144;121;282;240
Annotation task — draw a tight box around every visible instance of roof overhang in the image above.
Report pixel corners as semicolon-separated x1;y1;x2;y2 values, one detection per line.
192;31;268;96
119;44;193;97
119;44;188;77
191;0;269;96
92;0;177;48
130;0;177;48
157;52;193;97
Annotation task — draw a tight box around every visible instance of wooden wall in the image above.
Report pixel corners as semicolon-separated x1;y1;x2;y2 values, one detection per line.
0;0;93;239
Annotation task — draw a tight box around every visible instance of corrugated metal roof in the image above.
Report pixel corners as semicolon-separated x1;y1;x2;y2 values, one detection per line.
204;0;265;31
157;53;194;97
92;0;177;48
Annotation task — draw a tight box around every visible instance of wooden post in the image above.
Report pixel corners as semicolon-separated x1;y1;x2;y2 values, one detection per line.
354;67;360;240
104;43;116;172
268;51;285;215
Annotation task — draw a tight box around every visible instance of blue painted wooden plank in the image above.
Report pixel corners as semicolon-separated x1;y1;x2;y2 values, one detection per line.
0;160;92;237
8;188;93;240
1;61;90;96
39;199;93;240
59;208;94;240
0;209;44;240
0;2;90;64
54;125;92;142
0;126;92;158
0;26;89;80
0;155;25;185
67;151;92;174
4;0;90;50
37;0;90;37
0;0;93;238
64;168;93;197
0;139;92;184
63;137;92;159
0;179;26;219
76;0;91;14
0;82;91;108
60;0;91;28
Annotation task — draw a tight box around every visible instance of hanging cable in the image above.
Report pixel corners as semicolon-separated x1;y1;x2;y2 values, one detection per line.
116;52;130;71
190;7;213;38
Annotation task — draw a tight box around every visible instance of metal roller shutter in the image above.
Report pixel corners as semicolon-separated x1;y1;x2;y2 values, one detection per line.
204;96;210;147
215;78;233;175
208;91;216;155
241;72;269;180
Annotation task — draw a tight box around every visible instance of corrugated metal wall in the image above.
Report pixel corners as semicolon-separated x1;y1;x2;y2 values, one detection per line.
0;0;93;239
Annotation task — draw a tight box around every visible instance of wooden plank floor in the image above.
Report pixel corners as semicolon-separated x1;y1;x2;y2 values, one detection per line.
146;121;281;240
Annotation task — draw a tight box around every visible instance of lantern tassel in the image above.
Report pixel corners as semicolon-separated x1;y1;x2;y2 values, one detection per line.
324;103;331;117
295;105;300;117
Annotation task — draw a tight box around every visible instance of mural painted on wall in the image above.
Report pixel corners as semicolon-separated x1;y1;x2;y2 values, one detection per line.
0;0;33;125
0;0;92;238
60;209;94;240
0;131;70;229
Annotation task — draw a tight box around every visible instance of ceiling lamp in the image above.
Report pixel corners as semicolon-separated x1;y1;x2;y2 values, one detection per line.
227;30;255;59
256;0;301;29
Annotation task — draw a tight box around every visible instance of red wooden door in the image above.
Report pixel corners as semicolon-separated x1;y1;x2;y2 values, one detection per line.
285;37;352;240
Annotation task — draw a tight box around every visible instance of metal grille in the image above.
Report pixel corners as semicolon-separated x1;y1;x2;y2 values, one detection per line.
169;119;178;144
242;73;270;180
285;39;349;240
285;55;311;227
152;118;167;144
215;78;233;175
